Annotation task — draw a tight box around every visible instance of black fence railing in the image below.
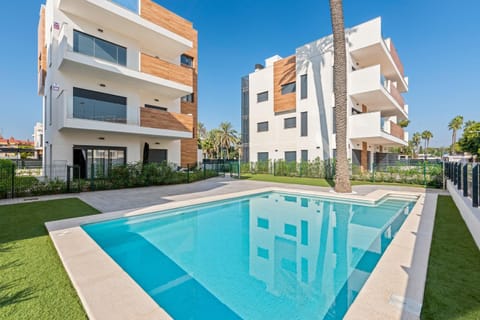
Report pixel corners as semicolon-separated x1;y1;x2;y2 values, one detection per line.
0;161;223;200
445;162;479;208
240;159;443;187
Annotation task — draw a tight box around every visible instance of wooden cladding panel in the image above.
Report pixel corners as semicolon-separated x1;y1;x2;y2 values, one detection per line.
273;56;296;113
140;0;195;42
389;40;405;77
361;142;368;172
389;83;405;109
140;0;198;166
141;53;194;87
390;121;405;141
38;6;46;95
140;108;193;133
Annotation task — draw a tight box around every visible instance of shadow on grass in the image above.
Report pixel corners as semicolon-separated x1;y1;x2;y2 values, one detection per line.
0;280;36;308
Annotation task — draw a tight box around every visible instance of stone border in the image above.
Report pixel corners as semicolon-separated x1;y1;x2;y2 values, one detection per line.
46;187;433;320
447;180;480;248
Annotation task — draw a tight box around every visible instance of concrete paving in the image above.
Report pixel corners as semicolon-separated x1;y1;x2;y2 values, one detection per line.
0;176;448;212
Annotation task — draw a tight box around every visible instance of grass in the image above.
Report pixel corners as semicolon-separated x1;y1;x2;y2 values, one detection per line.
0;199;99;320
421;195;480;320
240;173;429;188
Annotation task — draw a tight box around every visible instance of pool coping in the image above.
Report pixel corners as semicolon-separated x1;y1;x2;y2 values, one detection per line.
46;187;435;320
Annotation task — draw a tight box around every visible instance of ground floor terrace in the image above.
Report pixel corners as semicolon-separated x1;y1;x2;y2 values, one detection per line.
3;176;477;319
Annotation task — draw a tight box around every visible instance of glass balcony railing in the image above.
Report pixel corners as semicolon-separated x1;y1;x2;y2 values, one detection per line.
110;0;139;13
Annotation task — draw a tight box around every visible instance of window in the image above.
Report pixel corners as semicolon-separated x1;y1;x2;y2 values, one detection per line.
257;91;268;102
181;93;194;103
284;151;296;163
181;54;194;67
257;121;269;132
301;150;308;162
145;104;167;111
73;87;127;123
73;146;126;179
257;152;269;162
300;74;307;99
73;30;127;66
281;82;296;95
284;117;296;129
301;112;308;136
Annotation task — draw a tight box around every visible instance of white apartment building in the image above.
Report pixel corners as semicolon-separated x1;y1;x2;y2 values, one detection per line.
38;0;198;179
241;17;409;172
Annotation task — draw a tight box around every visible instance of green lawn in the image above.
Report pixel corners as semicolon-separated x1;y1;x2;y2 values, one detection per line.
241;173;428;188
421;195;480;320
0;199;99;320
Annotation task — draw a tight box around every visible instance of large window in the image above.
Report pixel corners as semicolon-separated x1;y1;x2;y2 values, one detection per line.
73;30;127;66
257;91;269;103
181;54;194;67
301;112;308;136
73;146;126;179
73;87;127;123
284;151;297;163
257;121;269;132
281;82;296;95
300;74;308;99
181;93;195;103
257;152;269;162
284;117;296;129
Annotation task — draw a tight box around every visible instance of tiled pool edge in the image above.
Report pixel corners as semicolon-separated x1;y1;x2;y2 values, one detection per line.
344;192;436;320
46;187;433;320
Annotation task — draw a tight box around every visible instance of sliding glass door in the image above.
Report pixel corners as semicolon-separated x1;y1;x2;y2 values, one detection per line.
73;146;126;179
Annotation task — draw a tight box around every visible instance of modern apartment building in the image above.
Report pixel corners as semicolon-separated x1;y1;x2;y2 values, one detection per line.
241;18;408;172
38;0;198;179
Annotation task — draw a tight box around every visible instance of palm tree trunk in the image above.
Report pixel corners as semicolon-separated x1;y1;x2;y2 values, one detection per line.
451;130;456;155
330;0;352;193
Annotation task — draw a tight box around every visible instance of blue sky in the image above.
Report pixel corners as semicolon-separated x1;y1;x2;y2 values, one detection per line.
0;0;478;146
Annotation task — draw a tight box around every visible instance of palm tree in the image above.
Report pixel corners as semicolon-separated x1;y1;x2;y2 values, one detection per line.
329;0;351;193
197;122;207;140
217;122;238;159
421;130;433;159
411;132;422;158
448;116;463;155
464;120;476;129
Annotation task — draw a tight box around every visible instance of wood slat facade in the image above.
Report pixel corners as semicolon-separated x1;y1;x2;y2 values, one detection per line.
140;0;198;166
273;55;296;114
140;108;193;133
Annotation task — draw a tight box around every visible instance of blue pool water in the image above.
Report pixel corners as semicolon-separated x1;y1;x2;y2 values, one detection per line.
83;192;417;319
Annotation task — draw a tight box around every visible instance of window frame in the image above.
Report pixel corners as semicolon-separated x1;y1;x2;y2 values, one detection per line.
257;121;269;132
257;91;269;103
284;117;296;129
180;54;194;68
300;111;308;136
300;74;308;99
73;30;127;66
281;82;296;95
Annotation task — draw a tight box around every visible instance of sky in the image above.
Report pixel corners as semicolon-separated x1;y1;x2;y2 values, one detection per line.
0;0;479;147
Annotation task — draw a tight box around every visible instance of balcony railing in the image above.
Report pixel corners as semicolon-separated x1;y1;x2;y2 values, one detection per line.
140;107;193;133
387;40;405;78
385;80;405;111
389;121;405;141
140;53;194;87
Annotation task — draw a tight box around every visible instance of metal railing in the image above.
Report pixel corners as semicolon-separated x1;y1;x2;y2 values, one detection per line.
445;162;479;208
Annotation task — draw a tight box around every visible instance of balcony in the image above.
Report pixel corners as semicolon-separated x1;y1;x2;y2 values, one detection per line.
56;91;192;139
349;65;408;120
54;26;192;99
348;17;408;92
141;53;194;88
349;112;407;146
57;0;192;61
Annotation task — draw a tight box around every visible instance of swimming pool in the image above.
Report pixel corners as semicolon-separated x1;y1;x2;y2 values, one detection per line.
83;191;417;319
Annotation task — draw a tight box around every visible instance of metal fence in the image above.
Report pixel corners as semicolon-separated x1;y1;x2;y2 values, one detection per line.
0;162;224;200
240;159;444;187
445;162;479;208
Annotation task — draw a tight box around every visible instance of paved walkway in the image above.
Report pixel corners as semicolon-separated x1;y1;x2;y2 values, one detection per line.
0;176;448;212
